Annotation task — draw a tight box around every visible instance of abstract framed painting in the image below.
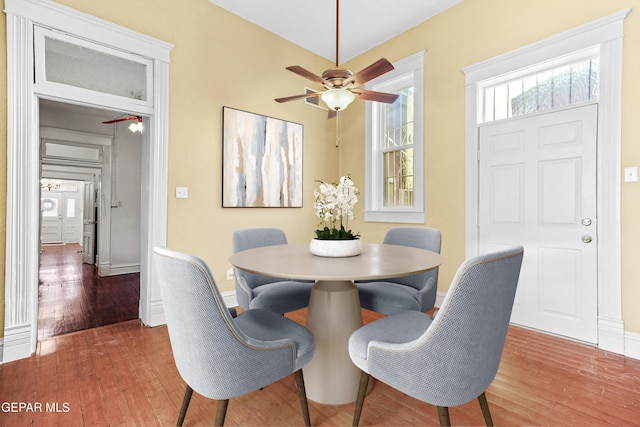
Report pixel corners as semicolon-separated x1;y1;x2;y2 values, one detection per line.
222;106;303;207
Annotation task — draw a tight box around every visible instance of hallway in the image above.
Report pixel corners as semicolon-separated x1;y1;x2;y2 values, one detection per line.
38;243;140;340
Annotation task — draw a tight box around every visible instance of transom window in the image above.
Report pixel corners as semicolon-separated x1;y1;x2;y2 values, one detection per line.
365;52;424;224
482;56;599;123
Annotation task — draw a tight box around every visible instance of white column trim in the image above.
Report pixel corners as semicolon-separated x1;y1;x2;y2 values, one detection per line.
3;11;40;362
463;9;630;354
139;60;170;327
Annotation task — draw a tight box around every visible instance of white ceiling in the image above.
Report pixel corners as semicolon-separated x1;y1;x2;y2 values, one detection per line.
207;0;463;63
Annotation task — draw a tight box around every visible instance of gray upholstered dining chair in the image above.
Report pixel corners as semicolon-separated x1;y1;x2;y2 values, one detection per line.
232;227;314;314
349;245;524;427
357;227;441;315
153;246;315;426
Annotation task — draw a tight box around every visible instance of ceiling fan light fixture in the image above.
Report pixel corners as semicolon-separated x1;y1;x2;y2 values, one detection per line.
321;88;355;111
128;120;143;133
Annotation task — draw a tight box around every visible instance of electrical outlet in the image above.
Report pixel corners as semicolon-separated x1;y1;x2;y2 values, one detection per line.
226;268;234;280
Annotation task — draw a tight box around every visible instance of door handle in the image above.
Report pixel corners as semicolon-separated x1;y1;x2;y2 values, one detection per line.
581;235;593;243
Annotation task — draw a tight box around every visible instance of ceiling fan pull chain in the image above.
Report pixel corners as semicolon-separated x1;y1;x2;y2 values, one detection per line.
335;110;341;147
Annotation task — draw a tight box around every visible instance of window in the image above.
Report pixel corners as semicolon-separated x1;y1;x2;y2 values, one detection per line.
33;26;154;110
365;52;424;223
481;54;599;123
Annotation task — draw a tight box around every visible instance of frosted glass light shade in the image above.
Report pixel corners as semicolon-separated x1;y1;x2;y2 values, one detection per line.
129;121;144;133
321;89;355;111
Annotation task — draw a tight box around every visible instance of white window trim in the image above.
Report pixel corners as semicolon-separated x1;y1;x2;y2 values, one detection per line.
365;51;425;223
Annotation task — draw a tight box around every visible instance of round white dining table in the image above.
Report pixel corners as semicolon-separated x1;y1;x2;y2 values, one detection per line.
229;242;443;405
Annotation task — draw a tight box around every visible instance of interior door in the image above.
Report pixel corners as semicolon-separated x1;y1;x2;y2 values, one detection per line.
82;181;97;265
62;190;80;243
478;104;598;344
41;193;63;244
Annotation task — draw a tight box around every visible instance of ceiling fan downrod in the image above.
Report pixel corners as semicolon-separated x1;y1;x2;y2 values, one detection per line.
335;0;340;66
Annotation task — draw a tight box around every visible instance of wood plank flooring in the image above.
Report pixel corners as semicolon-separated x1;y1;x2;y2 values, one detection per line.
2;308;639;426
37;243;140;340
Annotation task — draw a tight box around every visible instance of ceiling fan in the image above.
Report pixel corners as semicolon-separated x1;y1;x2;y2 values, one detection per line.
102;114;144;133
274;0;399;118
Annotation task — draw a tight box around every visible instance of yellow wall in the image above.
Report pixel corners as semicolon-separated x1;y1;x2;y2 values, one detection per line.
2;0;640;337
0;0;336;337
339;0;640;333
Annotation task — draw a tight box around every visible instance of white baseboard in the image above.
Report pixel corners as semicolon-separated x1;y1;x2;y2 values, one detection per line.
625;330;640;360
222;290;238;308
142;299;166;327
598;316;625;354
2;324;33;363
435;291;446;308
109;263;141;275
99;263;141;276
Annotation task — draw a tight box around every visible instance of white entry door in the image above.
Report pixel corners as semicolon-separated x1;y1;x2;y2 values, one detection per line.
41;193;63;244
478;104;598;344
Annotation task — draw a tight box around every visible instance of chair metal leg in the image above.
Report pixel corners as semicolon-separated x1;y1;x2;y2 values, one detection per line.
436;406;451;427
478;392;494;426
294;369;312;427
214;399;229;426
352;371;371;427
177;385;193;426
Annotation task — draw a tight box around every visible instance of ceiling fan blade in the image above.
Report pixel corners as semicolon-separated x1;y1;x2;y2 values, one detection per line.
346;58;395;87
327;109;337;119
351;89;399;104
285;65;326;85
102;114;141;124
275;92;322;103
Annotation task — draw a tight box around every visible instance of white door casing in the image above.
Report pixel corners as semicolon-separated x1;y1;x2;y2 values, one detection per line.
464;9;629;354
479;104;598;343
3;0;172;362
82;181;97;265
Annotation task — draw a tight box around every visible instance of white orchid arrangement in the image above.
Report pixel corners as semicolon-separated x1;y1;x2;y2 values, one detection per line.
313;175;360;240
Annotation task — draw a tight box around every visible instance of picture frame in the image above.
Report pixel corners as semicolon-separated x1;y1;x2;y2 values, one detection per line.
222;106;303;207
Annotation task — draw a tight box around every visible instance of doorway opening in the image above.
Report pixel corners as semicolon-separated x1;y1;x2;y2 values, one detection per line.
37;100;143;339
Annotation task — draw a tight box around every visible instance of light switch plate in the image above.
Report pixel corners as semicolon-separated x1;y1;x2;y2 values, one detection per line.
176;186;189;199
624;167;638;182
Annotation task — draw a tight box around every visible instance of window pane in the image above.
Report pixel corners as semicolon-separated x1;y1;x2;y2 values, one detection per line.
45;37;148;101
571;61;593;103
589;58;599;99
66;198;75;218
483;57;599;122
552;65;572;108
383;87;414;149
41;198;59;217
494;85;508;120
383;148;414;207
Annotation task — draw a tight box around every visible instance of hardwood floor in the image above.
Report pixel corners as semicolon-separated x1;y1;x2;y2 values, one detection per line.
37;243;140;340
2;308;639;426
